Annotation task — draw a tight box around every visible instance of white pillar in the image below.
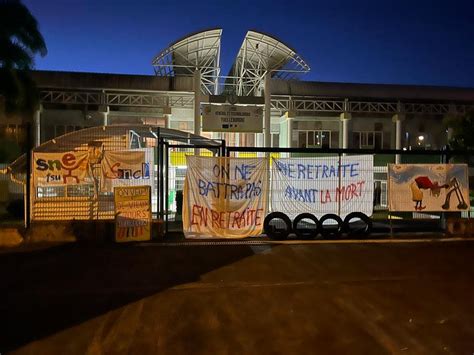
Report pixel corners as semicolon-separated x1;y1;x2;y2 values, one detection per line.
99;105;109;126
392;113;404;164
193;69;201;136
33;104;42;147
264;72;271;148
287;115;294;148
165;114;171;129
447;127;453;143
340;112;351;149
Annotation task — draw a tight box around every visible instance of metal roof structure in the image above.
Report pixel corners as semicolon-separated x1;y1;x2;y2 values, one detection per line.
228;30;310;96
152;28;222;95
6;125;221;176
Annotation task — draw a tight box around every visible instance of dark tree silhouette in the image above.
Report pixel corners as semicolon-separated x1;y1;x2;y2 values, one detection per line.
444;110;474;150
0;0;47;115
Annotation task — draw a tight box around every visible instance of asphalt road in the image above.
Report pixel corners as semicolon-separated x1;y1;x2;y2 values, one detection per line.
1;240;474;354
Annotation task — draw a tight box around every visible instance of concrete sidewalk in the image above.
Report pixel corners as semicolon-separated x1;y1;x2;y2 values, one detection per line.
1;241;474;354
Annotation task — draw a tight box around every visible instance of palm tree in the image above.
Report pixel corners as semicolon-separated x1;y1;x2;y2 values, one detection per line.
0;0;47;115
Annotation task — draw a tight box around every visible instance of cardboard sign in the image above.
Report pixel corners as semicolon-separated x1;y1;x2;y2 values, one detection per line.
183;156;268;238
388;164;470;212
114;185;151;242
271;155;374;220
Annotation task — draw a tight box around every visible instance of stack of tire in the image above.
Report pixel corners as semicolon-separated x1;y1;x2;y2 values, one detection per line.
263;212;372;240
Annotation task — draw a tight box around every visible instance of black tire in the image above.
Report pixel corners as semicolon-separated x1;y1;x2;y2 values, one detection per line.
319;213;344;239
343;212;372;237
264;212;292;240
293;213;321;240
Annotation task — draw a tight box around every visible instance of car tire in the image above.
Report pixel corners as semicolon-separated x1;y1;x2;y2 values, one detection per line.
319;213;344;239
292;213;321;240
343;212;372;237
264;212;292;240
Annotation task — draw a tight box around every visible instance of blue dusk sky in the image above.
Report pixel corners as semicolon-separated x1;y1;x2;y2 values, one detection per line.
23;0;474;87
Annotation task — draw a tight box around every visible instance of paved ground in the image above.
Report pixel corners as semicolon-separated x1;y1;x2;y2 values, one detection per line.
1;240;474;354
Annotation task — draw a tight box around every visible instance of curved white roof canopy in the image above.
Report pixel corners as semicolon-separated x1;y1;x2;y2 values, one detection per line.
152;28;222;95
228;30;310;96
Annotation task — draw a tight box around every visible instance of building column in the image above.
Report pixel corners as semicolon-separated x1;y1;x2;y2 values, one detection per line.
164;114;171;129
447;127;453;143
162;106;172;129
286;111;295;149
193;69;202;136
446;104;456;148
33;104;42;147
392;113;404;163
340;112;351;150
99;105;109;126
264;72;271;148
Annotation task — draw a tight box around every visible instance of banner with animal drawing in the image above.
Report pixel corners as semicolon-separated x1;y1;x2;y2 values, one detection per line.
271;155;374;220
101;149;154;193
388;164;470;212
114;185;151;242
33;151;91;186
183;156;268;238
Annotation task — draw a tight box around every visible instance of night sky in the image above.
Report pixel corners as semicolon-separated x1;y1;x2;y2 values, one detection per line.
23;0;474;87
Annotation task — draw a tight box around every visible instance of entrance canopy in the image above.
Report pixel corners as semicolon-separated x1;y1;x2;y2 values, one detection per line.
6;125;222;176
152;28;222;95
228;30;310;96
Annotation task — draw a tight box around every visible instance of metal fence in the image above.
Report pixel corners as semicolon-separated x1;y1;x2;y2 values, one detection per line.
2;124;473;237
222;146;473;235
3;125;223;229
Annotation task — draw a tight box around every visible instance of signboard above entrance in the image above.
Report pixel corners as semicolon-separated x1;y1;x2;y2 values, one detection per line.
202;104;263;132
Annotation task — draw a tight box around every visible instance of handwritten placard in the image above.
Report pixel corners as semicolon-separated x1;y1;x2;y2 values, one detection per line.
114;185;151;242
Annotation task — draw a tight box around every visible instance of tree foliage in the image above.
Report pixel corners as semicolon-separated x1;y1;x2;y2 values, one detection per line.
444;110;474;149
0;0;47;115
0;0;47;70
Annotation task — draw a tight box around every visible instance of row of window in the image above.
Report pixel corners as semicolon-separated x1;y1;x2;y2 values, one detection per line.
296;130;384;149
0;124;27;143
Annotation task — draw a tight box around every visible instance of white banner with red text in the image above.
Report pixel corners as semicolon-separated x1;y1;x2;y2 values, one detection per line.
183;156;268;238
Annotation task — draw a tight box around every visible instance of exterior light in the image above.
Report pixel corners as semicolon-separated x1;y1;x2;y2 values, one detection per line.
418;135;424;141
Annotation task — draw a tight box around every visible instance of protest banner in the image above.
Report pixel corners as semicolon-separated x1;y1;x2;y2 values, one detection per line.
388;164;470;212
183;156;268;238
101;149;154;192
33;151;91;186
271;155;374;220
114;185;151;242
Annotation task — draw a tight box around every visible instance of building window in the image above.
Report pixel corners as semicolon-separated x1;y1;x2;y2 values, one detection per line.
37;186;65;198
170;121;193;133
271;133;279;148
67;184;94;197
54;125;83;137
354;131;383;149
374;180;387;208
1;124;26;143
239;133;255;147
296;130;331;148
